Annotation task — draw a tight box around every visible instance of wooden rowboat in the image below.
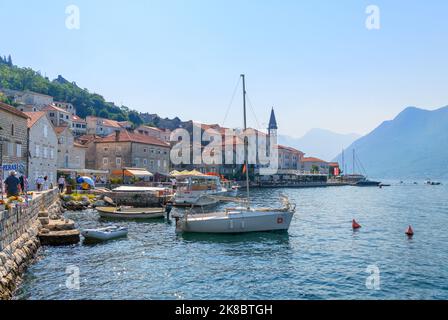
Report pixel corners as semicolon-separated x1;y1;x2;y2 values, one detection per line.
96;206;165;219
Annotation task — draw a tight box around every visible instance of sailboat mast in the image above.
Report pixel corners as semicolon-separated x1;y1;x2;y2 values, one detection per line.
352;149;355;174
241;74;250;207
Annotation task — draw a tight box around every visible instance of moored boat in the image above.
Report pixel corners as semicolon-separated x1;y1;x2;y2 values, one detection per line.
81;226;128;241
96;206;166;219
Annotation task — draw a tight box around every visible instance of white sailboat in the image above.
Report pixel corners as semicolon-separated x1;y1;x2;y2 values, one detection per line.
175;74;296;234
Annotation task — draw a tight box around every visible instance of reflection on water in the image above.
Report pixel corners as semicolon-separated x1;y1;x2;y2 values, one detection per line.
14;182;448;300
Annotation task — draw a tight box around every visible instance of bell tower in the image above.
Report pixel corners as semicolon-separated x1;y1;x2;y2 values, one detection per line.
268;107;278;137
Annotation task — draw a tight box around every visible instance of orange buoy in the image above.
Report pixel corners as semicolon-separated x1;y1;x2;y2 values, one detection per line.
406;225;414;237
352;219;361;230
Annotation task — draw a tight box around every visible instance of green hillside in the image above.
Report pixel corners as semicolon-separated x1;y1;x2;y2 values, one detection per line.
0;55;143;125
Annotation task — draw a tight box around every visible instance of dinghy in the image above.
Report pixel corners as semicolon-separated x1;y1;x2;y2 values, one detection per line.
82;226;128;241
96;206;166;219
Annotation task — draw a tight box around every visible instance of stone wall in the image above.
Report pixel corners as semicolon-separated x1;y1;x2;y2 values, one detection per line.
0;188;60;299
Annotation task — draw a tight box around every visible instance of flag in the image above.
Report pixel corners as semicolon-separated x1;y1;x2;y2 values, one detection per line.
242;164;247;174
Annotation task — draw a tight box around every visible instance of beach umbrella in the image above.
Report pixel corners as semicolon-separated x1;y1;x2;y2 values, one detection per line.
80;176;95;187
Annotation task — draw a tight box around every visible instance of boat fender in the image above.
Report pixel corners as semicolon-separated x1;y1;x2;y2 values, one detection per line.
277;217;284;224
352;219;361;229
406;225;414;237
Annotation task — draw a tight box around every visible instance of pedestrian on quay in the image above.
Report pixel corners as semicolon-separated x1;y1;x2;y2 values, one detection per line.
4;171;22;198
58;176;66;193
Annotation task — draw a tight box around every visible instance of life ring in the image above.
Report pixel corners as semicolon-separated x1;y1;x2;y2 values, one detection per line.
277;217;284;224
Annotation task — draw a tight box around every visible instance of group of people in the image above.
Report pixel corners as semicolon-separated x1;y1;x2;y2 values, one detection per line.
2;171;68;198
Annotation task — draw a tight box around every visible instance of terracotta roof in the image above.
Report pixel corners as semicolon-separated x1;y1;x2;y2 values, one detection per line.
74;142;88;148
24;111;47;128
72;115;86;123
328;162;340;167
77;134;99;144
302;157;328;163
278;145;304;154
0;102;29;119
54;125;68;134
96;130;170;148
42;104;69;113
88;116;129;129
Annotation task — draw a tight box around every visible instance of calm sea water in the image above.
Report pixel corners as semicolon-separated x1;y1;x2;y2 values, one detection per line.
14;182;448;300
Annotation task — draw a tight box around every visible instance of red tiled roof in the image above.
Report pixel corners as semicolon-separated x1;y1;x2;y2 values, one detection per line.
302;157;327;163
72;115;86;123
42;104;69;113
0;102;29;119
328;162;340;167
88;116;129;129
278;145;304;154
74;142;88;148
24;111;47;128
96;130;170;148
54;125;68;134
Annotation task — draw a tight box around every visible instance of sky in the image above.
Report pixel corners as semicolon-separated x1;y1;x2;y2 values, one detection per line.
1;0;448;137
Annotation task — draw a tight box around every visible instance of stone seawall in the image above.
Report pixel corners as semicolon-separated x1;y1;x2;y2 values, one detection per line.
0;189;61;300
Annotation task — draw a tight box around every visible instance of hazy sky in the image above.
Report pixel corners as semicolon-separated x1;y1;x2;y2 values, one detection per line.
1;0;448;137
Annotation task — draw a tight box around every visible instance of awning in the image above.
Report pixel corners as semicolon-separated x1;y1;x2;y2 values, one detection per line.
126;169;153;177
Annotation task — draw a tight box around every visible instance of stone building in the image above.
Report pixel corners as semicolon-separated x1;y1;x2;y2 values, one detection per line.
0;102;29;180
55;125;86;170
0;89;53;110
24;112;58;189
43;104;73;127
278;145;304;170
53;101;76;115
86;116;132;137
93;130;170;175
70;115;87;136
300;157;330;174
135;125;171;143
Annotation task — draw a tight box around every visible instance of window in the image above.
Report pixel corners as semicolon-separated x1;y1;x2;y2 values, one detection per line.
7;142;14;156
116;157;122;166
143;148;147;153
135;158;140;166
143;159;148;166
43;147;48;159
104;147;108;151
103;158;109;165
44;125;48;138
157;160;161;167
60;114;63;118
35;144;40;157
50;112;55;117
16;143;22;157
11;124;14;136
66;115;69;120
149;160;154;168
50;148;54;159
75;156;80;165
163;160;167;169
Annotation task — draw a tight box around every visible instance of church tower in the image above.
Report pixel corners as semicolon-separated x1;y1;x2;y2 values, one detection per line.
268;107;278;137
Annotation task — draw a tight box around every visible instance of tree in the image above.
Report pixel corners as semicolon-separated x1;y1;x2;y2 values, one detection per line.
311;165;319;174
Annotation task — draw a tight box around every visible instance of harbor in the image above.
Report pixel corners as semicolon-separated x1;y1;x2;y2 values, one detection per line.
13;182;448;300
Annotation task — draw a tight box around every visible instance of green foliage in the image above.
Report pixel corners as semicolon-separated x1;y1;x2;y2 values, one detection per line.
0;54;145;125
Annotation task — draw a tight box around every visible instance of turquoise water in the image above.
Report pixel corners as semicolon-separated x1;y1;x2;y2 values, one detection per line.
15;183;448;300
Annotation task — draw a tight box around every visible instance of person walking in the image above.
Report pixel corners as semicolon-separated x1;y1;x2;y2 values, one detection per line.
58;176;66;193
4;171;21;198
36;176;44;191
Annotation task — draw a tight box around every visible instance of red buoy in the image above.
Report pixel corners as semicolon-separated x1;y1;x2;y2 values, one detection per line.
352;219;361;230
406;225;414;237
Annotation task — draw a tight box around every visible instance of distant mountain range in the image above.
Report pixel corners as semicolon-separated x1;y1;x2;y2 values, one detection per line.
333;106;448;179
279;129;361;161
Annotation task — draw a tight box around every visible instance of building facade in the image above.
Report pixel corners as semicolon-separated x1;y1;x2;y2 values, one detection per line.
86;116;132;137
71;115;87;136
43;105;73;128
55;126;86;170
135;125;171;142
94;130;170;175
300;157;330;174
0;102;29;180
24;112;58;189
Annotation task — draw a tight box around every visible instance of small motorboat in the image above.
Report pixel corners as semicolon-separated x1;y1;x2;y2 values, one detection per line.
82;226;128;241
96;206;166;219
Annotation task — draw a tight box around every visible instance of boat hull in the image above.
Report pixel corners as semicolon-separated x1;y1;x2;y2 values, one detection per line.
176;210;294;234
81;228;128;241
96;207;165;219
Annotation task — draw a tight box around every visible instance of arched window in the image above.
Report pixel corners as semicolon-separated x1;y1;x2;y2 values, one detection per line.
11;124;14;136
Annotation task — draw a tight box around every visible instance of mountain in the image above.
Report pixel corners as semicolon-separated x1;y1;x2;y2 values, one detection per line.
279;129;361;161
333;106;448;179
